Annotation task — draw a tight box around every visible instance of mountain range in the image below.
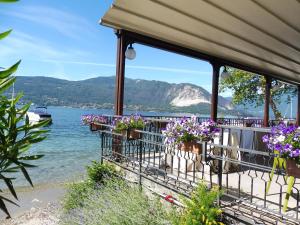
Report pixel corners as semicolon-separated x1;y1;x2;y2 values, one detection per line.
11;76;243;115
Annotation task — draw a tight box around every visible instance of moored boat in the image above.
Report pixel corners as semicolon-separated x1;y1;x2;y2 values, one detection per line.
26;106;52;124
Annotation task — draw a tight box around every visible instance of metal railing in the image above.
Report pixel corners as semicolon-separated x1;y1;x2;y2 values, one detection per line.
102;114;295;130
98;124;300;225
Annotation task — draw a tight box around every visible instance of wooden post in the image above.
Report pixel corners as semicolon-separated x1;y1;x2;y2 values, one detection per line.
263;76;271;127
210;62;221;121
297;86;300;126
115;30;127;116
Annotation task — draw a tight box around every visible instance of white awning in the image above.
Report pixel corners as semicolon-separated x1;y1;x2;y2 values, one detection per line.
101;0;300;84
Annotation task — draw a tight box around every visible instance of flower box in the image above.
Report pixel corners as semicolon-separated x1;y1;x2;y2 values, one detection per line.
153;120;169;129
121;129;141;140
180;141;202;154
113;115;145;140
286;159;300;178
90;123;106;131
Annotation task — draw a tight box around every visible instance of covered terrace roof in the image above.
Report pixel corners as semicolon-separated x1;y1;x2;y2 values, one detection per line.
101;0;300;85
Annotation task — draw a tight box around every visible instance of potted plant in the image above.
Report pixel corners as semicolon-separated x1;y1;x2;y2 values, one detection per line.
114;115;145;140
81;115;107;131
263;123;300;178
162;117;219;154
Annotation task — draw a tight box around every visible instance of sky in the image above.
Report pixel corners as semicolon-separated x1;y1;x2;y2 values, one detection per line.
0;0;218;94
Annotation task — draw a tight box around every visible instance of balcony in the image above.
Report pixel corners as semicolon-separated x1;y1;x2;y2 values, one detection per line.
97;118;300;225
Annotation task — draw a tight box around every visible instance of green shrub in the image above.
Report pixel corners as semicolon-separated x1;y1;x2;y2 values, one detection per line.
62;181;93;212
175;183;224;225
61;179;171;225
0;0;49;217
63;161;119;212
86;161;118;184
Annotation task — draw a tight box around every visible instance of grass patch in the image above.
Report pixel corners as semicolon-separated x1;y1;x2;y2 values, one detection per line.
61;161;226;225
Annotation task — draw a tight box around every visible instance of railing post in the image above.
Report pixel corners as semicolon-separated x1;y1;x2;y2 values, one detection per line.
263;76;271;127
100;131;104;164
139;135;143;189
297;85;300;126
210;62;221;122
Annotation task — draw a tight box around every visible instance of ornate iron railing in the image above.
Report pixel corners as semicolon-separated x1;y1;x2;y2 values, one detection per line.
98;124;300;225
103;114;294;130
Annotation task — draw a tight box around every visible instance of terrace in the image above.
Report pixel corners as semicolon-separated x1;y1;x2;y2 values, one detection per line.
99;1;300;224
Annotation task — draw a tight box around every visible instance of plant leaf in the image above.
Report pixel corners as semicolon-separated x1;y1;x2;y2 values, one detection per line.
0;60;21;79
0;29;12;40
1;176;18;200
19;155;44;160
0;197;11;218
0;0;19;2
20;166;33;187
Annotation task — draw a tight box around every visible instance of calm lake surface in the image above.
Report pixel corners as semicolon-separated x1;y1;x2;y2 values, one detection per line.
14;106;197;187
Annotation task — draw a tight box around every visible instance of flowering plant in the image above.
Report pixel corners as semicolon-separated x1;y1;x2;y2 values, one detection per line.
262;123;300;165
113;114;145;133
81;115;107;125
162;117;219;145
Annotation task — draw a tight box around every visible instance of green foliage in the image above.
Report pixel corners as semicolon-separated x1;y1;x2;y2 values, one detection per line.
86;161;119;184
0;0;49;218
219;68;296;119
63;162;120;211
0;0;19;3
114;115;145;133
175;183;224;225
62;181;93;212
61;179;171;225
11;76;235;115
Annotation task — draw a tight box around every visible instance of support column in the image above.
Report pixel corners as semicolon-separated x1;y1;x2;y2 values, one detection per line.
296;86;300;126
115;30;127;116
210;62;221;121
263;76;271;127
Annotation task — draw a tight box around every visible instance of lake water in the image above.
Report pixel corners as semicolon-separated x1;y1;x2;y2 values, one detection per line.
14;106;195;187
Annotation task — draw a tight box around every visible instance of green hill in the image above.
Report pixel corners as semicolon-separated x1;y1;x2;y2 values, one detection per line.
11;76;242;115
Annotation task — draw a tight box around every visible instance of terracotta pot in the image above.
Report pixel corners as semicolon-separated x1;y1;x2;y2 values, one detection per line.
286;159;300;178
90;123;105;131
121;129;141;140
180;142;202;154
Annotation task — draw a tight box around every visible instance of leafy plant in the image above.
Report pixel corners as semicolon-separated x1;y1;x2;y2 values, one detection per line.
86;161;119;184
62;181;93;212
81;114;107;125
113;114;145;133
61;179;171;225
0;0;50;218
63;161;120;211
263;123;300;164
219;68;296;119
175;183;224;225
162;117;219;146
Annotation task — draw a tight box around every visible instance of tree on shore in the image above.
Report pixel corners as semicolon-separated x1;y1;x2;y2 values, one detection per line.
219;68;297;120
0;0;50;218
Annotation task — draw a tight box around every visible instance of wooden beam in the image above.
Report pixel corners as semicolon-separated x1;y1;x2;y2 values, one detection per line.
263;76;271;127
115;30;127;116
211;63;221;121
297;86;300;126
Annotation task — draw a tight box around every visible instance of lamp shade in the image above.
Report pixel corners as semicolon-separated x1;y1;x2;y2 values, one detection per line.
125;44;136;60
220;67;230;80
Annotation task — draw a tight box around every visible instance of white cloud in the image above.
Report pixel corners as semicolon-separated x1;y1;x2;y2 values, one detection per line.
0;30;91;60
0;5;96;39
37;59;211;75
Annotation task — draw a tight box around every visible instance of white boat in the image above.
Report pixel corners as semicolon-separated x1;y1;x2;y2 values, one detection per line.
26;106;52;124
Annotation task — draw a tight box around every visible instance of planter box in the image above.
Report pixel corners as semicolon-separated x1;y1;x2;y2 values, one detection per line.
153;120;169;129
286;159;300;178
121;129;141;140
180;141;202;155
90;123;106;131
